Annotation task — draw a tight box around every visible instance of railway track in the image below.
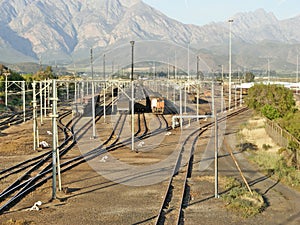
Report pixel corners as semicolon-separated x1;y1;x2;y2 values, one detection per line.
0;81;248;221
0;109;73;180
0;109;80;211
0;99;81;132
154;106;249;224
0;96;164;213
0;110;33;131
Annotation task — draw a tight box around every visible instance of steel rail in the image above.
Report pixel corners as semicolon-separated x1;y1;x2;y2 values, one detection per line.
0;98;119;213
154;107;249;224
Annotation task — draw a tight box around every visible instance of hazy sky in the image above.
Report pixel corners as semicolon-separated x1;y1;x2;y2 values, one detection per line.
142;0;300;25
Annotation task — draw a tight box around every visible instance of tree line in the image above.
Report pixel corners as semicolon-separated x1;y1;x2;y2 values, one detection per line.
0;65;55;91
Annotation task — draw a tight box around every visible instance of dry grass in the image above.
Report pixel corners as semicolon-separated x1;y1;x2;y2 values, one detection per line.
1;219;33;225
239;117;280;153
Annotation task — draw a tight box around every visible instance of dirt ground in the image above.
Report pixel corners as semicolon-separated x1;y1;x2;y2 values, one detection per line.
184;110;300;225
0;109;300;225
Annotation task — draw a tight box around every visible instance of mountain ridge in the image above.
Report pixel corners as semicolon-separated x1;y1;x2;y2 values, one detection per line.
0;0;299;71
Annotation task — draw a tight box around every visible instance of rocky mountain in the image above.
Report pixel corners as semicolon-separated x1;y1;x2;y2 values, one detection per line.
0;0;300;72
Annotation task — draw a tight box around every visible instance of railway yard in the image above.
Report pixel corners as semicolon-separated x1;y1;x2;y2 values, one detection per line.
0;79;300;225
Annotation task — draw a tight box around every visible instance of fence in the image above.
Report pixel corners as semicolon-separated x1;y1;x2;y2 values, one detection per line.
265;119;300;169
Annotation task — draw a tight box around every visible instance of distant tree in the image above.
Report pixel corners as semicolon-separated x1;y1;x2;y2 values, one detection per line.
232;72;239;79
244;72;255;82
22;74;33;89
158;71;166;77
9;71;24;81
33;66;54;80
0;69;25;91
0;64;8;75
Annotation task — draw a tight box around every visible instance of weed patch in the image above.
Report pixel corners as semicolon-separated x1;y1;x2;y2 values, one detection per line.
222;183;266;218
248;151;300;190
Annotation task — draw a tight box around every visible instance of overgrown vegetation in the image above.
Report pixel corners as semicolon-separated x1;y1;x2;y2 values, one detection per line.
248;150;300;190
222;177;266;218
277;112;300;140
245;84;296;120
238;116;300;191
245;84;300;140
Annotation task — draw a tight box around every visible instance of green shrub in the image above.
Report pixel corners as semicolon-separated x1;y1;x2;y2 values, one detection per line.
261;104;280;120
277;148;286;155
262;143;272;150
224;177;241;190
10;98;22;107
222;186;266;218
277;112;300;140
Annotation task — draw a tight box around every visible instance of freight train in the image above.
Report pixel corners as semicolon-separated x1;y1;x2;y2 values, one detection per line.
151;97;164;114
117;95;165;114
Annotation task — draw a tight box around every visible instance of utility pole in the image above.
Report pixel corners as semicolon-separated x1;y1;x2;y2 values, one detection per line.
240;73;243;107
212;81;219;198
74;81;77;103
103;54;106;121
173;83;176;105
22;81;26;122
196;81;199;121
167;80;169;100
175;50;177;80
4;71;10;109
187;42;190;83
111;83;114;113
197;56;200;120
228;19;233;111
86;81;89;96
297;54;299;94
39;55;42;70
197;56;200;80
40;81;43;125
235;83;237;109
73;64;77;102
47;80;50;109
267;58;270;84
130;41;135;151
32;81;38;151
66;82;69;100
221;65;224;112
51;79;58;199
180;84;183;130
91;48;96;138
184;83;187;114
44;80;47;117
